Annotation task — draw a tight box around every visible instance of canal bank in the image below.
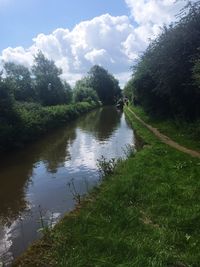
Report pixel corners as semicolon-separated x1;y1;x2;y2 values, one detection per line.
0;102;98;154
0;106;134;266
13;105;200;267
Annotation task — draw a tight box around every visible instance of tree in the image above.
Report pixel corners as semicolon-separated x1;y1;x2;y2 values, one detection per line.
32;51;67;106
4;62;36;102
73;77;99;103
193;59;200;89
0;79;16;123
131;1;200;119
123;78;134;102
88;65;121;105
63;81;73;104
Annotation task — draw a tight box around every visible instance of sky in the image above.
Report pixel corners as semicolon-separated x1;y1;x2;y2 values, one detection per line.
0;0;192;87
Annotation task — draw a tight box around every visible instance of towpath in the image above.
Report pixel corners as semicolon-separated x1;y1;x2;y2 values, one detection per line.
127;107;200;159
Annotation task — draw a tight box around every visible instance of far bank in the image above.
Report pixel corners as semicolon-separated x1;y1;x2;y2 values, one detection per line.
0;101;99;154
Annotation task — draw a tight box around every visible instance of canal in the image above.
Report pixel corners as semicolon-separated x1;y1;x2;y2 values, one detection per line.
0;106;134;266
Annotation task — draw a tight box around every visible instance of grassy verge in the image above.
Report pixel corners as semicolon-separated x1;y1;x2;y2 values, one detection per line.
0;101;98;153
14;106;200;267
131;106;200;152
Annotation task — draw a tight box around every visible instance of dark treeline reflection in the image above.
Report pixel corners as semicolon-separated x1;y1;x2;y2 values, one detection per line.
38;126;76;173
76;106;122;141
0;125;76;225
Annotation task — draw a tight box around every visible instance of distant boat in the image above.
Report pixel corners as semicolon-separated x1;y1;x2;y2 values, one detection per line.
116;99;124;110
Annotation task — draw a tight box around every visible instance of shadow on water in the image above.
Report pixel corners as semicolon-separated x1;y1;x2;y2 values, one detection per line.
0;106;134;266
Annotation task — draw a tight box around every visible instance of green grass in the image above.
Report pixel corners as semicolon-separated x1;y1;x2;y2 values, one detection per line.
131;106;200;152
14;106;200;267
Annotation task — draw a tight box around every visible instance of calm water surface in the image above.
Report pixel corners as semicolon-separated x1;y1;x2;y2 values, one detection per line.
0;106;134;266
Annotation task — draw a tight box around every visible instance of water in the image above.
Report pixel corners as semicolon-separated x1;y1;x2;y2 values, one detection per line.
0;106;134;266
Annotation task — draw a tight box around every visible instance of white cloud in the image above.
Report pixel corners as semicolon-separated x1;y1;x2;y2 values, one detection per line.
1;47;34;67
114;72;132;87
85;49;110;64
0;1;189;87
124;0;188;55
0;14;135;86
125;0;184;25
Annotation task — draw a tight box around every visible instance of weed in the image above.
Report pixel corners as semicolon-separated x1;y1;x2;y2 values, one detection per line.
97;156;118;178
67;179;81;205
173;161;188;170
37;206;54;236
123;143;136;158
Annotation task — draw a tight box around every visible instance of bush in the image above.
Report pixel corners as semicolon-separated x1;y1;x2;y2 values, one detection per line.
0;102;98;153
130;2;200;120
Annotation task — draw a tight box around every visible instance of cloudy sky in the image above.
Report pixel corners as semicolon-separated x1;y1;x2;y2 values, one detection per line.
0;0;190;86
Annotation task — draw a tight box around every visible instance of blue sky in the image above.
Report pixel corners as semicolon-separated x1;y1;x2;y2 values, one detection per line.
0;0;186;86
0;0;129;51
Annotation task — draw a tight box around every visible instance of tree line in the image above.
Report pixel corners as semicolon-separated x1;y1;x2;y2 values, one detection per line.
0;52;121;152
124;1;200;120
1;51;121;108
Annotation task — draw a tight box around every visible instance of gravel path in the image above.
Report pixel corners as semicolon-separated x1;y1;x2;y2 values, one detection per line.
128;107;200;159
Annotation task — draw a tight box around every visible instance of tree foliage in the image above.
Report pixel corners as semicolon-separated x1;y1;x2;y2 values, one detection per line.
32;52;69;106
63;81;73;104
123;78;134;101
88;65;121;105
128;1;200;119
73;77;99;103
4;62;36;102
193;59;200;89
0;79;16;123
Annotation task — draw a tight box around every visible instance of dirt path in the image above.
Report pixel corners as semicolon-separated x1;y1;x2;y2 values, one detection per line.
127;107;200;159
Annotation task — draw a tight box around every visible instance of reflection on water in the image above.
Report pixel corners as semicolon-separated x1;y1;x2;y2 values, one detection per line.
77;107;121;141
0;106;134;266
0;125;76;225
